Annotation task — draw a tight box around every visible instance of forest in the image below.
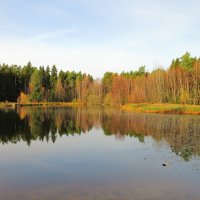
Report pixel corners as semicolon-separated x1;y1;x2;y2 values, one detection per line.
0;52;200;105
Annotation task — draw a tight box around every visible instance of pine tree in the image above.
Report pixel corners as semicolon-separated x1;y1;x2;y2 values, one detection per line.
29;69;43;102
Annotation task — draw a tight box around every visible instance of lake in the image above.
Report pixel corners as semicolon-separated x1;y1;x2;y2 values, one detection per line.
0;106;200;200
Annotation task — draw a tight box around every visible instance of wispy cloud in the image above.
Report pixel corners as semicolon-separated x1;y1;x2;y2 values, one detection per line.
0;0;200;77
29;29;77;42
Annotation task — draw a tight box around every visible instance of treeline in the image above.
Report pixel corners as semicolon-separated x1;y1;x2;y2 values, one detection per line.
0;62;93;103
0;52;200;104
102;52;200;105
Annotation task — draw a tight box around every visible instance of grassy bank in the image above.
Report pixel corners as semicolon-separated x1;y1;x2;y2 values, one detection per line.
1;102;200;115
17;102;83;107
0;102;83;108
0;102;16;108
121;103;200;115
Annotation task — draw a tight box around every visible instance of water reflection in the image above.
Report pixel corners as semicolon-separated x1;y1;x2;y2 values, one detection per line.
0;106;200;161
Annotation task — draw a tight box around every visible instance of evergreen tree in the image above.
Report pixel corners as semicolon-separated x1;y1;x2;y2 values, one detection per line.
45;66;51;101
29;69;43;102
50;65;58;101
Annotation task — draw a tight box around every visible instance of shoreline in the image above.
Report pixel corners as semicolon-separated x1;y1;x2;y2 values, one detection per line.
1;102;200;115
121;103;200;115
0;102;83;108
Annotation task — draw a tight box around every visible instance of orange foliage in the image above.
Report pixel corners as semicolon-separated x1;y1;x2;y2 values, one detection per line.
17;92;29;104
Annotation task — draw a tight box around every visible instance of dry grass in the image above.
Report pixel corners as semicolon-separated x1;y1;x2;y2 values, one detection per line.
0;102;15;108
0;102;83;108
122;103;200;115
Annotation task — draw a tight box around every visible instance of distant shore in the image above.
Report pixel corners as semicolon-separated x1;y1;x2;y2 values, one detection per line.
0;102;83;108
121;103;200;115
1;102;200;115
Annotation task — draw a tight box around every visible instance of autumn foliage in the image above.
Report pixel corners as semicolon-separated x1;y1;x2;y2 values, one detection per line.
17;92;28;104
0;52;200;105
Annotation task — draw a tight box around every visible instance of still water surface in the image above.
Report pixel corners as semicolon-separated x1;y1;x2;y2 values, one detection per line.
0;107;200;200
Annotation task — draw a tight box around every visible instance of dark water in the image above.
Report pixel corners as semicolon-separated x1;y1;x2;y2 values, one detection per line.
0;107;200;200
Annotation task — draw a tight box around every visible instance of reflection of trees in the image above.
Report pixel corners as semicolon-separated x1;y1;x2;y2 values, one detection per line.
0;107;200;161
0;107;102;145
0;109;31;145
102;110;200;161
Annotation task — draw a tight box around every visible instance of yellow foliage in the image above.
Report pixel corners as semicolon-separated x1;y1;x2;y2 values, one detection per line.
103;93;113;105
17;92;29;104
180;90;190;104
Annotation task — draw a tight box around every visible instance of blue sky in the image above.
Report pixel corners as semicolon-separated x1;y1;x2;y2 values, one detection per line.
0;0;200;77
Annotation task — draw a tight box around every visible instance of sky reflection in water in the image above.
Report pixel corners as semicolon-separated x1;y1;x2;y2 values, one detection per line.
0;107;200;200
